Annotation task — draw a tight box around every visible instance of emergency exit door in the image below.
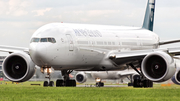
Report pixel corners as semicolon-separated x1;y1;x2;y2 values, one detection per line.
66;34;74;51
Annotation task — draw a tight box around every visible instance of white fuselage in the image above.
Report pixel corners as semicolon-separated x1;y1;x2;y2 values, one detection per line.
29;23;159;71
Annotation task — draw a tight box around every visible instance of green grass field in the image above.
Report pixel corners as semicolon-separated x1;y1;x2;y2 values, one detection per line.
0;81;180;101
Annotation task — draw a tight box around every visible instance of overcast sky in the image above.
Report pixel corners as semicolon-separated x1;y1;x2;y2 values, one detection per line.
0;0;180;48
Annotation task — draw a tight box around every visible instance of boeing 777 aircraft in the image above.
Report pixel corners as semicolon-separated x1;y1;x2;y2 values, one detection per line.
75;70;139;87
1;0;180;87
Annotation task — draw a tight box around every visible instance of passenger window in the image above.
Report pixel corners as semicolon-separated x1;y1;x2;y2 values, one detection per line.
40;38;48;42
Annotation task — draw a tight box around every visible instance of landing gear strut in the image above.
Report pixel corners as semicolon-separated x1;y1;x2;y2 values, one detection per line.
56;70;76;87
128;63;153;88
127;75;133;86
41;67;54;87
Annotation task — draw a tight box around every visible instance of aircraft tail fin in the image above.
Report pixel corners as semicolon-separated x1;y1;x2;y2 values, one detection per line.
142;0;156;31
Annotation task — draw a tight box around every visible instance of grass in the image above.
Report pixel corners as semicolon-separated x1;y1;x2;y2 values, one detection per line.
0;81;180;101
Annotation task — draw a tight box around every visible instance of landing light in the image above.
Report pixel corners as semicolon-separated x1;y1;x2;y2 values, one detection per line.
44;68;53;73
96;78;101;82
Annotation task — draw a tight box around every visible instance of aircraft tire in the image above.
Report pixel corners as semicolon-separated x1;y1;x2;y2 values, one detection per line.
72;80;76;87
100;82;104;87
56;79;64;87
43;81;49;87
49;81;54;87
96;83;99;87
133;79;142;88
96;82;104;87
143;80;153;88
149;81;153;87
133;79;138;87
128;83;133;86
143;80;149;88
65;80;76;87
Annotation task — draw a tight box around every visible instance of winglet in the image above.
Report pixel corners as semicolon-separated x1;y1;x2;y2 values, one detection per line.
142;0;156;31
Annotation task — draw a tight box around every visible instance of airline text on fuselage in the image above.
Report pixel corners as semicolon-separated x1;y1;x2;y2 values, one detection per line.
73;29;102;37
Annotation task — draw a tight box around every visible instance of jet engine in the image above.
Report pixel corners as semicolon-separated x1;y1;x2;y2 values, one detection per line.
141;51;176;82
171;70;180;85
171;59;180;85
2;52;36;82
75;72;87;83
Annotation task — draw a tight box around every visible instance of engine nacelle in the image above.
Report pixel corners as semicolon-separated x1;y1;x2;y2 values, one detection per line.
171;71;180;85
75;72;87;83
2;52;36;82
141;51;176;82
171;59;180;85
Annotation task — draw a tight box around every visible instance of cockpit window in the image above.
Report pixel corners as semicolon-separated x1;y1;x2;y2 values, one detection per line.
48;38;52;42
40;38;48;42
52;38;56;43
31;38;40;43
31;37;56;43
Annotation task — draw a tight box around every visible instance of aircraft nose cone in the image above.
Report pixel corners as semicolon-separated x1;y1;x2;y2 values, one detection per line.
29;44;47;65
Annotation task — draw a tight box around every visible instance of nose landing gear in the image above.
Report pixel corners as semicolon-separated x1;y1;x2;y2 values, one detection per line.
41;67;54;87
95;78;104;87
41;67;76;87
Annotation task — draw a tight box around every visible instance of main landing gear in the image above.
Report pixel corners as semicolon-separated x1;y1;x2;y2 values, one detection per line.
127;75;133;86
128;63;153;88
41;67;54;87
56;70;76;87
132;74;153;88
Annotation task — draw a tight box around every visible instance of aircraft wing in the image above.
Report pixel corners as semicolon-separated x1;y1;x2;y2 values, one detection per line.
78;46;180;67
109;48;180;66
0;45;29;54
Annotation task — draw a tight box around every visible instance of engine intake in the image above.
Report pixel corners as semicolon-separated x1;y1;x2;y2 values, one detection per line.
75;72;87;83
141;51;176;82
171;71;180;85
2;52;35;82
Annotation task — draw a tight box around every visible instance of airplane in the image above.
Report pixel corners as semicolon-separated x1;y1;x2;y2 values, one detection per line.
1;0;180;87
75;69;139;87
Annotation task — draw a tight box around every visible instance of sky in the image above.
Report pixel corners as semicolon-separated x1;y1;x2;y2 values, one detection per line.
0;0;180;48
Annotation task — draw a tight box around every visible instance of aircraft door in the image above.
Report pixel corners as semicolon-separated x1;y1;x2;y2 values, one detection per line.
66;34;74;51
